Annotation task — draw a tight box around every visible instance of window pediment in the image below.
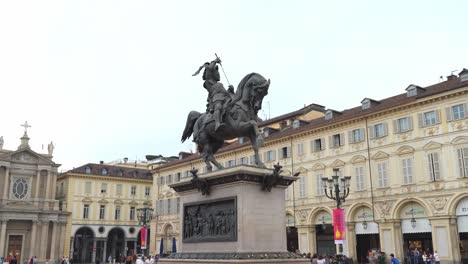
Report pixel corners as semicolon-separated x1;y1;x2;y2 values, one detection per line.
350;155;367;164
423;141;442;150
396;146;415;155
312;163;326;171
452;136;468;145
82;197;93;203
372;151;389;160
98;198;108;204
129;200;138;206
114;199;124;205
331;159;345;168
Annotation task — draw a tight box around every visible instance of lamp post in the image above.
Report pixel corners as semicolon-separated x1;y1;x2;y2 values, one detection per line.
361;212;369;230
319;215;327;230
409;208;417;228
321;168;351;254
321;169;351;209
137;207;154;256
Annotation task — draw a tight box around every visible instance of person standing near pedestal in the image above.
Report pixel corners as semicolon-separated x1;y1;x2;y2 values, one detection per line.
413;248;420;264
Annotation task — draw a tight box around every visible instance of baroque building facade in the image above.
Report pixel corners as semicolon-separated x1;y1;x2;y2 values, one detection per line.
150;69;468;263
56;163;153;263
0;130;68;264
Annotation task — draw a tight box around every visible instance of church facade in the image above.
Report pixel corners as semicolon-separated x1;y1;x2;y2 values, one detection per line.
0;129;68;264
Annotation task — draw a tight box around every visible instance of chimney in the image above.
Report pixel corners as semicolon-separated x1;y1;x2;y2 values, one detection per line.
99;161;104;164
447;74;457;81
123;157;128;164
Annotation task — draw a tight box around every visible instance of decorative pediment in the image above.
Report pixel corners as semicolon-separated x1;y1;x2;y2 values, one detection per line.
143;200;152;207
331;159;345;168
312;163;326;171
114;199;124;205
372;151;389;160
294;166;308;175
423;141;442;150
129;200;138;206
82;197;93;203
98;198;108;204
452;136;468;145
396;146;415;155
0;149;55;165
350;155;367;164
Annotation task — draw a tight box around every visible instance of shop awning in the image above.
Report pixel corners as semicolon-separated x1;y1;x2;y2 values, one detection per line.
402;218;431;234
458;216;468;233
355;222;379;235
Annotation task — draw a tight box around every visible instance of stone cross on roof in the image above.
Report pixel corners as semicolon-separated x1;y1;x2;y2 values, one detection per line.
21;121;31;135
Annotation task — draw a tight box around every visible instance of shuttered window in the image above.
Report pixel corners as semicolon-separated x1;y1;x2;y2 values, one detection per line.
369;123;388;138
458;147;468;178
349;128;365;143
311;138;325;152
377;162;388;187
428;153;441;181
354;166;365;191
279;146;291;159
298;176;307;198
402;158;413;184
316;173;324;195
418;109;441;127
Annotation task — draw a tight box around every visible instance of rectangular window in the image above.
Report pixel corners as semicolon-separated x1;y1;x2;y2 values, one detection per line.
350;128;364;143
279;146;291;159
130;207;136;220
330;133;345;148
227;160;235;167
452;104;466;120
374;124;385;138
315;173;324;195
377;162;388;187
297;143;305;156
354;166;365;191
116;184;123;195
167;175;172;184
176;173;181;182
399;117;409;132
312;138;325;152
83;204;90;219
265;150;276;162
101;183;107;194
240;157;248;165
160;176;166;185
167;199;172;215
249;155;255;165
458;147;468;178
131;186;137;195
85;182;91;194
428;153;441;181
115;206;121;220
145;187;151;196
402;158;413;184
298;176;307;198
424;111;436;126
99;205;105;220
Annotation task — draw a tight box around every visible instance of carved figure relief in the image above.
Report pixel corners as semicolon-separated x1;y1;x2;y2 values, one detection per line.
428;197;449;213
183;198;236;242
377;201;394;217
296;209;311;224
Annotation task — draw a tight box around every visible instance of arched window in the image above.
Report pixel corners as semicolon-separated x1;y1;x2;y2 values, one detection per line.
101;168;108;175
85;167;92;174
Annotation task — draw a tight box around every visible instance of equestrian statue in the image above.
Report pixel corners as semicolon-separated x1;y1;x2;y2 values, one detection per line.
181;56;270;171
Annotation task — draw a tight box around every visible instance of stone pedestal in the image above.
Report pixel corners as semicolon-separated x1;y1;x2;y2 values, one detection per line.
162;166;309;264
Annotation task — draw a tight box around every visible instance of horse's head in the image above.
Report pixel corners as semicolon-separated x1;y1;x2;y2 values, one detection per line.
234;73;270;115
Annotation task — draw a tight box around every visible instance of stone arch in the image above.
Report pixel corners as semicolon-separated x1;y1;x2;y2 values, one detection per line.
73;226;95;263
307;206;333;225
294;166;308;175
74;226;96;237
451;136;468;145
396;145;415;155
350;155;367;164
422;141;443;150
312;163;326;171
447;193;468;215
391;198;433;219
285;211;297;226
346;202;379;222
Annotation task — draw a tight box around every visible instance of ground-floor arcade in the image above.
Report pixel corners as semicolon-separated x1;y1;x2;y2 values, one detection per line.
70;225;150;263
295;195;468;264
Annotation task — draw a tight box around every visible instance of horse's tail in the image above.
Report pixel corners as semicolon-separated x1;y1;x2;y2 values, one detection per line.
181;111;202;143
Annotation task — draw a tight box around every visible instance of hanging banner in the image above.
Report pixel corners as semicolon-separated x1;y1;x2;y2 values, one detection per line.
333;208;345;244
140;227;148;249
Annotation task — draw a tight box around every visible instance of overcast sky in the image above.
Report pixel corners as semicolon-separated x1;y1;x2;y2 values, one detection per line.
1;1;467;171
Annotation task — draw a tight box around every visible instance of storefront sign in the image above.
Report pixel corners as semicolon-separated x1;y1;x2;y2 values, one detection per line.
401;218;431;234
333;208;345;244
140;227;148;249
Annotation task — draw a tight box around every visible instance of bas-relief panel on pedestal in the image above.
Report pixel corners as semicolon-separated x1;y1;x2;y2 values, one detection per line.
183;197;237;243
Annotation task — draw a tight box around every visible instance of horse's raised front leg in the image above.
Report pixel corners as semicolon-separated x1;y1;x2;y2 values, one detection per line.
249;131;266;168
202;145;223;171
208;155;224;170
202;152;213;172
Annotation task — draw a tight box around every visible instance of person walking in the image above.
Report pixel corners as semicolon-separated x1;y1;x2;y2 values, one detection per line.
10;256;17;264
33;257;37;264
433;251;439;264
390;254;400;264
413;248;419;264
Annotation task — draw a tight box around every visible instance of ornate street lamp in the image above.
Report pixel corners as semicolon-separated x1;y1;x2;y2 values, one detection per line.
137;207;154;256
361;212;369;230
321;168;351;209
410;207;417;229
319;215;327;230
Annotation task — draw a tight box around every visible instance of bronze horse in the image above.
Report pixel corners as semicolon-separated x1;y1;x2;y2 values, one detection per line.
181;72;270;171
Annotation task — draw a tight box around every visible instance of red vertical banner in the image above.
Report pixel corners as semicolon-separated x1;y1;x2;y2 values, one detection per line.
140;227;147;249
333;208;345;244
